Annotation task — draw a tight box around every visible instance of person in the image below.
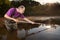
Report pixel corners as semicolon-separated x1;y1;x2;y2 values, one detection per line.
4;5;35;31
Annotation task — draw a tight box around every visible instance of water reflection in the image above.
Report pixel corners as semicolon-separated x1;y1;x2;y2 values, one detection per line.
0;27;7;40
0;18;60;40
7;30;20;40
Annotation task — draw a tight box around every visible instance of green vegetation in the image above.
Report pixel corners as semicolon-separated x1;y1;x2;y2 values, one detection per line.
0;0;60;17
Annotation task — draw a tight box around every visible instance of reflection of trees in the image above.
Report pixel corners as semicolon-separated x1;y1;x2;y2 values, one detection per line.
0;28;7;40
7;30;20;40
18;23;39;30
17;23;49;39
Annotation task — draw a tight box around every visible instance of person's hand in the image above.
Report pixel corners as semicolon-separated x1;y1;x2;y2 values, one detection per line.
31;22;41;25
31;22;36;24
13;19;19;23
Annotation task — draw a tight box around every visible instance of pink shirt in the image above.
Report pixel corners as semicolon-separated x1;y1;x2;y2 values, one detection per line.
6;8;25;18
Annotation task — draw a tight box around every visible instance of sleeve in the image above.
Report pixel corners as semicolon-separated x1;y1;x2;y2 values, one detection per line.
19;14;25;18
6;8;15;17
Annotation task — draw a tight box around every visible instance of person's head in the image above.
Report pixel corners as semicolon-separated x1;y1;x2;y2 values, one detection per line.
17;5;25;14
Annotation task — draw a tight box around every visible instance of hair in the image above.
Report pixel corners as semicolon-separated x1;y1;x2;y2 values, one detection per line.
18;5;25;9
11;1;25;8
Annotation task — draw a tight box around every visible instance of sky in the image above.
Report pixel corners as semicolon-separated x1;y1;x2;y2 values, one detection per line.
9;0;60;5
34;0;60;5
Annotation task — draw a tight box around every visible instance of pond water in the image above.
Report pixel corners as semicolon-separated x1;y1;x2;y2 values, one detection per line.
0;17;60;40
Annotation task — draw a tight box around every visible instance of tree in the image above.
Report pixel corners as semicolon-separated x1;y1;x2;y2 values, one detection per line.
0;0;10;17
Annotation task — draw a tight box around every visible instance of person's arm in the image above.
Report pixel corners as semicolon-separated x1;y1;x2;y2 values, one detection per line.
4;8;19;22
4;14;18;22
19;14;35;24
23;17;35;24
4;14;15;20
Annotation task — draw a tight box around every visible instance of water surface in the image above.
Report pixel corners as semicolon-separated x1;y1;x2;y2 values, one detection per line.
0;17;60;40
